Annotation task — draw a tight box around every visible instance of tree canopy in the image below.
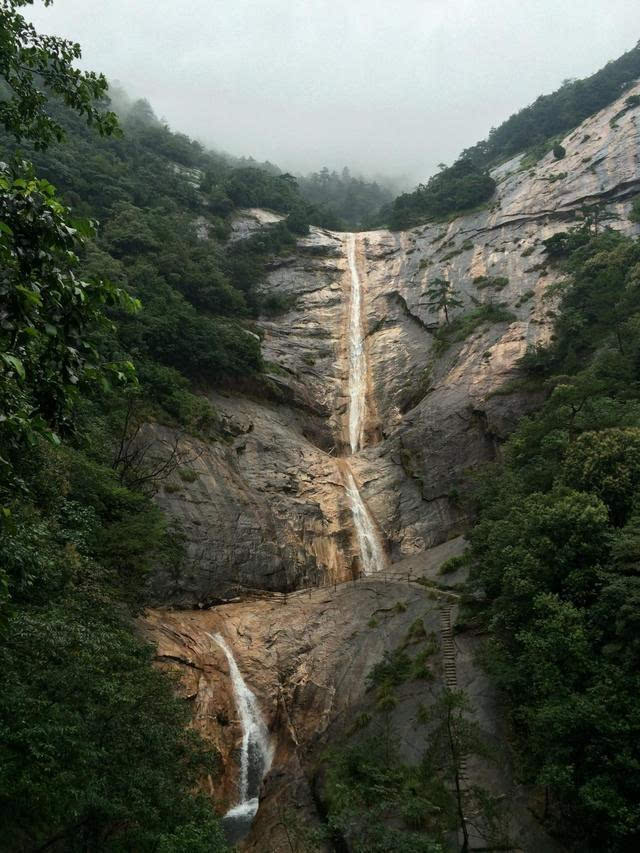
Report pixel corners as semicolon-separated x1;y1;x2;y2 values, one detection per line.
0;0;118;146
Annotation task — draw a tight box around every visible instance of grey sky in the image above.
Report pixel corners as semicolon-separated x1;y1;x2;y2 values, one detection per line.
28;0;640;185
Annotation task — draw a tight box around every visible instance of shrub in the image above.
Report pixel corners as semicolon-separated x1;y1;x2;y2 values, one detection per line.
433;304;516;355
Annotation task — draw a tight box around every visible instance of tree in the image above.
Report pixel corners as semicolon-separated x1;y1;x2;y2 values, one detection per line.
0;164;138;438
0;8;230;851
465;228;640;851
0;0;118;147
0;597;230;852
426;278;463;325
0;1;133;487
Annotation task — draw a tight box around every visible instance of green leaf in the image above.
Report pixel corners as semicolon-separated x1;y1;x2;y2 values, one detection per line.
1;353;26;379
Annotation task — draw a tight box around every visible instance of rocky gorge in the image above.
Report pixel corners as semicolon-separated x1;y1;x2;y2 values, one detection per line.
143;85;640;851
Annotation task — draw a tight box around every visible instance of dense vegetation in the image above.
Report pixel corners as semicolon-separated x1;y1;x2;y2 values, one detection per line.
389;39;640;228
389;157;496;229
462;224;640;851
0;3;273;849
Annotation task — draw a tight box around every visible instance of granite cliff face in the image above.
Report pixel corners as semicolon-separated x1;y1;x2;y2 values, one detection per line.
150;83;640;606
143;86;640;850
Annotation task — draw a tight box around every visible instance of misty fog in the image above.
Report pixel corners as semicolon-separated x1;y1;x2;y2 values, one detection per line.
27;0;640;186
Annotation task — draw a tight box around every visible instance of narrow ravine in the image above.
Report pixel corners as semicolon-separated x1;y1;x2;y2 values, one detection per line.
341;232;387;576
209;633;274;844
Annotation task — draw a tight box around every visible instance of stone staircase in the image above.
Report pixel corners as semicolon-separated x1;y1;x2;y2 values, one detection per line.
440;604;458;690
440;604;468;790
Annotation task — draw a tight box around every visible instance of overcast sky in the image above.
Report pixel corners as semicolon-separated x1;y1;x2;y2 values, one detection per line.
28;0;640;186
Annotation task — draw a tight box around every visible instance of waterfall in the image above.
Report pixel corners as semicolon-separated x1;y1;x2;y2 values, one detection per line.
346;232;367;454
342;232;386;575
208;633;273;841
342;464;386;575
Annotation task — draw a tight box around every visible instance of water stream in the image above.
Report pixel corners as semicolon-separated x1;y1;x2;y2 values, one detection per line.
342;464;386;575
343;233;386;575
346;232;367;454
211;232;385;842
209;632;273;843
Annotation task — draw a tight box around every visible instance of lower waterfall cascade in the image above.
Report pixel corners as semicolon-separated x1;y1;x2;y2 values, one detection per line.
209;633;274;843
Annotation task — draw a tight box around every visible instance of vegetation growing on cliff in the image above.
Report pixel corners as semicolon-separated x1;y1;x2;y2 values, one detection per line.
318;633;511;853
463;226;640;852
389;157;496;229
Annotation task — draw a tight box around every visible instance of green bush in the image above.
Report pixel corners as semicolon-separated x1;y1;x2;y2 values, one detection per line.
433;304;516;355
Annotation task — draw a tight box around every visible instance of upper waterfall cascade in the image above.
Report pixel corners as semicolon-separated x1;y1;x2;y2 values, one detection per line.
342;233;386;575
346;232;367;454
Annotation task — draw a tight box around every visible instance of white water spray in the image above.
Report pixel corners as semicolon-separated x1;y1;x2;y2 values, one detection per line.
209;633;273;830
343;465;386;575
346;232;367;454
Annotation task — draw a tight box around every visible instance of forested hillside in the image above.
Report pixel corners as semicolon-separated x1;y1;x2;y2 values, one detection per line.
390;39;640;228
457;221;640;852
0;2;310;847
0;7;402;842
297;166;394;229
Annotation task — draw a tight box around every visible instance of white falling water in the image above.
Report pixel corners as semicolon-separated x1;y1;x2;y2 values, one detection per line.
343;465;386;575
208;633;273;833
342;232;386;576
346;232;367;454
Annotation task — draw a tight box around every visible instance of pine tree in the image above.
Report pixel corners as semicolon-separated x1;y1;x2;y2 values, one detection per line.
426;277;463;324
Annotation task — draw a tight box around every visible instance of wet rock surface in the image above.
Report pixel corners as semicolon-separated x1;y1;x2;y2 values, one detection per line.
152;85;640;602
143;537;562;852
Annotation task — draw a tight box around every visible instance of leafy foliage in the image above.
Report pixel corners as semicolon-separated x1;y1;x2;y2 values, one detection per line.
0;0;118;147
0;162;137;459
0;589;227;852
322;738;447;853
